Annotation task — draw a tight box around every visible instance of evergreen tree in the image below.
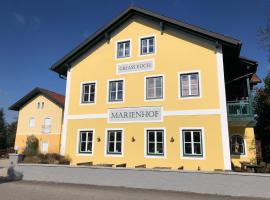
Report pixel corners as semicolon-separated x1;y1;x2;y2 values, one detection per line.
6;121;17;148
254;71;270;163
0;108;7;149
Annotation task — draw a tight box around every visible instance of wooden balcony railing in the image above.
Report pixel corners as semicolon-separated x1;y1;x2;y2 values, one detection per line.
227;100;253;117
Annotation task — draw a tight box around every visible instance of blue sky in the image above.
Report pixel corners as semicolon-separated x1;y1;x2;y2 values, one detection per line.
0;0;269;122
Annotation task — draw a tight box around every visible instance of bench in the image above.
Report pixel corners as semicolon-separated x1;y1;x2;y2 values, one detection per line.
76;162;93;166
135;164;146;168
95;163;114;167
240;161;264;173
116;163;126;168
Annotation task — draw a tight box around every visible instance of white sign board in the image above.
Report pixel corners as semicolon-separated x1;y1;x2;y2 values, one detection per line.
116;59;154;74
108;106;162;123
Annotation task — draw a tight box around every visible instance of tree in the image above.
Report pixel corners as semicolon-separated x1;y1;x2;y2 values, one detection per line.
259;18;270;61
0;108;7;149
254;71;270;163
23;135;39;156
6;121;17;148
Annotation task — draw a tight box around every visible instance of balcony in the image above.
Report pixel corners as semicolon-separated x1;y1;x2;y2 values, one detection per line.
42;125;51;134
227;100;255;127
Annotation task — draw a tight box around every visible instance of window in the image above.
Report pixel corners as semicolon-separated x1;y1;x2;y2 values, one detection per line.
81;83;96;103
107;130;122;155
43;117;51;134
230;135;245;155
146;76;163;99
182;129;203;157
117;40;130;58
147;130;164;156
78;131;93;154
41;102;44;109
37;102;40;109
29;117;35;128
180;73;200;97
141;36;155;55
108;80;123;102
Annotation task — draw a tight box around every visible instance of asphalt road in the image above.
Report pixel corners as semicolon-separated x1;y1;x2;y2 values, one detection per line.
0;180;266;200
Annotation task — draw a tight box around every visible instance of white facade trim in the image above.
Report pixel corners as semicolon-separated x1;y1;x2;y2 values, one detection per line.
144;74;165;101
104;128;124;157
163;109;220;116
115;38;132;60
60;68;71;155
106;78;125;104
216;45;231;170
79;81;97;106
138;34;157;57
66;108;221;120
179;127;206;160
177;70;202;100
76;128;95;156
144;127;167;158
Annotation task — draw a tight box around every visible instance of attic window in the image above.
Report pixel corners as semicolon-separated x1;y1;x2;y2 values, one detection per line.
117;40;130;58
140;36;155;55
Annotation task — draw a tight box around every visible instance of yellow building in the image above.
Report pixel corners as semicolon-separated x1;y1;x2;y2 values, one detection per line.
9;87;65;154
50;7;260;171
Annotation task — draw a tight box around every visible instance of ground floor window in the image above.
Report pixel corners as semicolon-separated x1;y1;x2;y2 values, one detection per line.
146;129;164;156
230;135;245;155
182;129;203;157
107;130;123;155
79;130;93;154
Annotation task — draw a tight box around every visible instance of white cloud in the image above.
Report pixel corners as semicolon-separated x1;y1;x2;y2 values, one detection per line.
12;12;41;30
13;12;26;25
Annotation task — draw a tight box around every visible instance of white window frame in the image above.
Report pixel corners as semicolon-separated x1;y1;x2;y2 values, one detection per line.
144;74;165;101
107;78;125;103
178;71;202;99
76;129;95;156
230;133;247;157
80;81;97;105
42;117;51;134
138;35;157;57
179;127;206;160
115;39;132;59
104;128;124;157
29;117;35;128
144;128;166;158
41;141;49;153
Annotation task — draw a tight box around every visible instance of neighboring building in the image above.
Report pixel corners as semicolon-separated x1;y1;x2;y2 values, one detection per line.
9;87;65;154
50;7;260;170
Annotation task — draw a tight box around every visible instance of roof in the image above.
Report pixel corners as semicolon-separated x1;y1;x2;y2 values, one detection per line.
239;56;258;67
9;87;65;111
50;6;242;76
250;73;262;84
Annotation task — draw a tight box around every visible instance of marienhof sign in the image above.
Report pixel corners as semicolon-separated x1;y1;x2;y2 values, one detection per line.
116;59;154;74
108;106;162;123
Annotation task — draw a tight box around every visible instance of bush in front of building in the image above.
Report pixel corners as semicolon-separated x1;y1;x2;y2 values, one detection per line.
23;135;39;156
23;153;70;165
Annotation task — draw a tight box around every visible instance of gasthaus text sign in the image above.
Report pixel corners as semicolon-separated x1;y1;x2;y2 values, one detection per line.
116;59;154;74
108;106;162;123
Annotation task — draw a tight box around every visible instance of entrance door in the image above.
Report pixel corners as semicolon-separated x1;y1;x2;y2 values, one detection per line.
42;141;49;153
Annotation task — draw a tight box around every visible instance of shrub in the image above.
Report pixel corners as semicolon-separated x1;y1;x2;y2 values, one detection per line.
23;153;71;165
23;135;39;156
23;155;41;163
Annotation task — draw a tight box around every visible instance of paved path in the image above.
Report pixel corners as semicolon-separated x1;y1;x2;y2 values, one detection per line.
0;180;266;200
0;159;8;176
